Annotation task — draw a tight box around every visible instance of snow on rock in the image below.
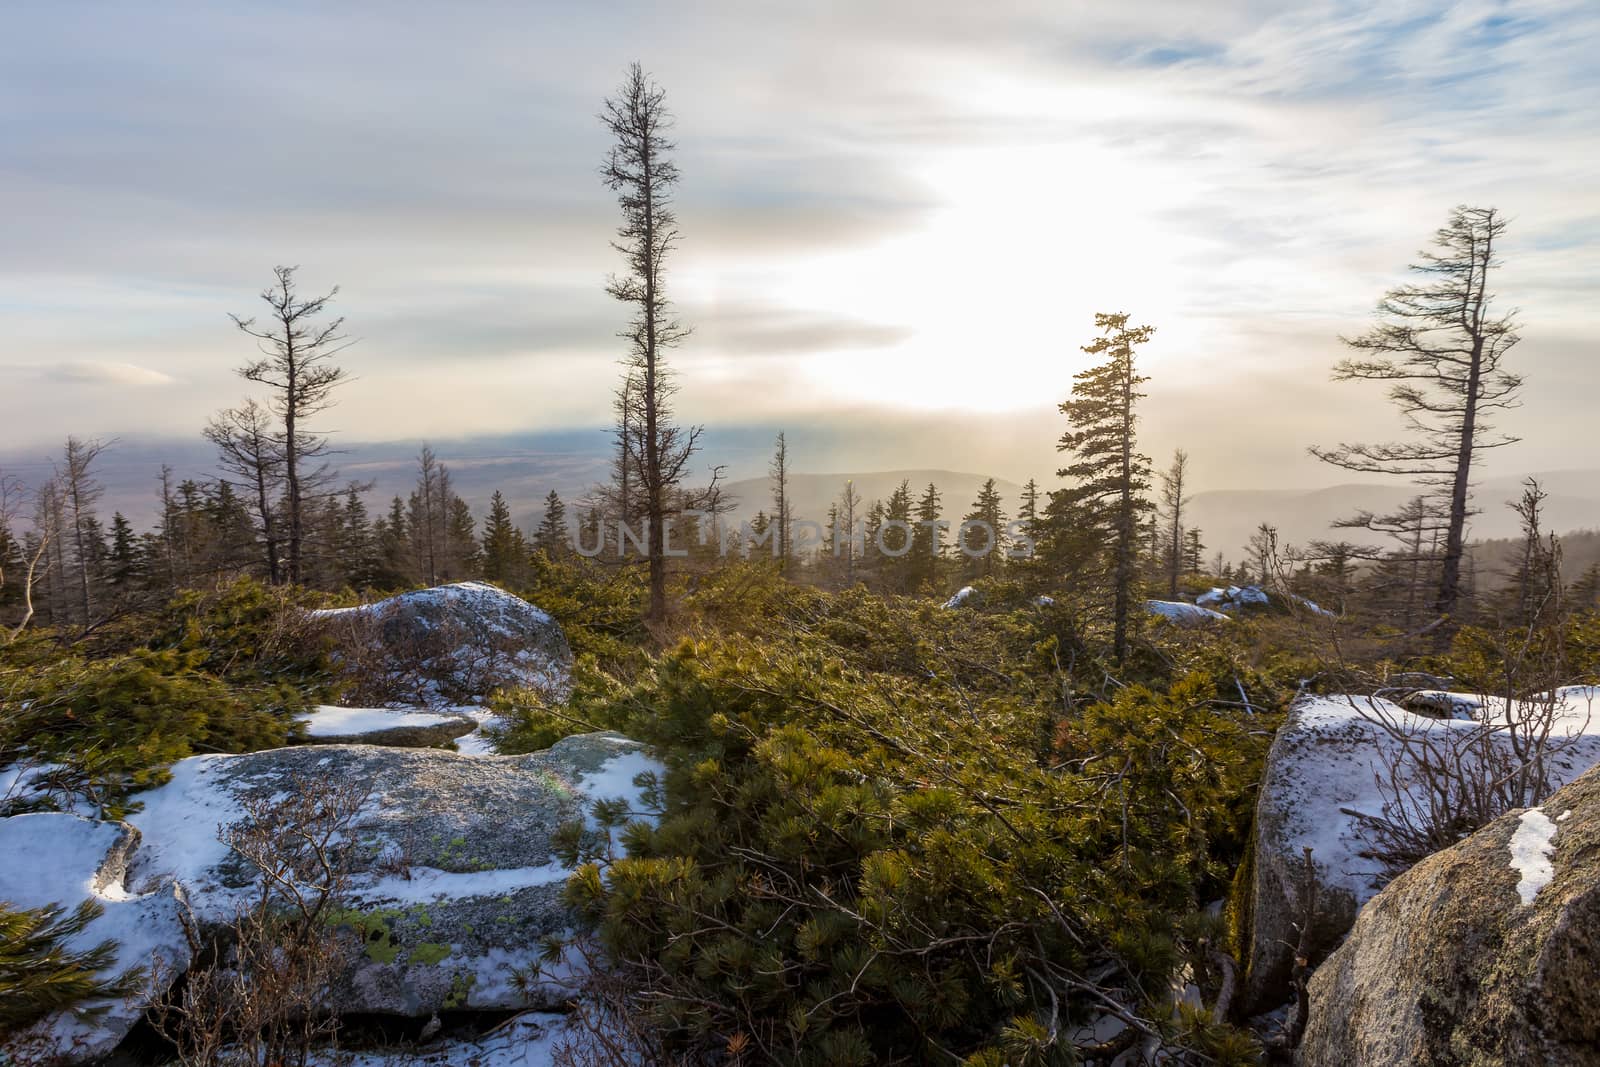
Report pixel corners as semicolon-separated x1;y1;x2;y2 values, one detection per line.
1507;808;1560;905
299;705;481;748
312;582;572;707
1145;599;1230;625
1300;763;1600;1066
941;586;977;609
1243;689;1600;1012
123;733;662;1018
1196;585;1270;611
0;814;190;1065
307;1013;573;1067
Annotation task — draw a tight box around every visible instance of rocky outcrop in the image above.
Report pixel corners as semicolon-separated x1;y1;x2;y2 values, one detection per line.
2;732;658;1063
0;815;191;1064
121;732;658;1020
1242;690;1600;1014
311;582;572;706
1299;763;1600;1066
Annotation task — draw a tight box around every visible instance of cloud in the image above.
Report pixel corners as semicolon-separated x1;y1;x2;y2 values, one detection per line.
38;360;177;387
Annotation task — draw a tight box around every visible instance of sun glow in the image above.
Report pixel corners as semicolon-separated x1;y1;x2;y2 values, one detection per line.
768;141;1212;412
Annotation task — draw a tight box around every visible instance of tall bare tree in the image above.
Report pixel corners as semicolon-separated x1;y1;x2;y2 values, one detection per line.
770;432;792;572
1312;206;1521;620
231;266;351;585
601;63;717;622
205;399;284;584
56;437;108;625
1157;448;1190;597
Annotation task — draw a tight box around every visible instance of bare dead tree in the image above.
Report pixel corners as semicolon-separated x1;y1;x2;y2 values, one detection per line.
205;400;284;584
0;471;51;645
601;63;719;623
231;266;352;585
1311;206;1522;622
770;432;792;573
55;437;109;626
1157;448;1189;598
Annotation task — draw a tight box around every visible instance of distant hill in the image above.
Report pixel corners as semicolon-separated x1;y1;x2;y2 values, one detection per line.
718;470;1027;528
1188;470;1600;565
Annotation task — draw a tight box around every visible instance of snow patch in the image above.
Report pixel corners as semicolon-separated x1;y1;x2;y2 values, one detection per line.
941;586;976;609
1508;808;1560;906
299;705;466;738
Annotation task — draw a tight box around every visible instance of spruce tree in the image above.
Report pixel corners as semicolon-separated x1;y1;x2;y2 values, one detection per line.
959;478;1007;580
482;491;525;581
1047;313;1153;663
1311;206;1522;620
534;490;569;557
910;482;944;590
601;64;719;622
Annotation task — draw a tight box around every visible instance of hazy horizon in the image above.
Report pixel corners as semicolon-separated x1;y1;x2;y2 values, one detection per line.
4;0;1598;491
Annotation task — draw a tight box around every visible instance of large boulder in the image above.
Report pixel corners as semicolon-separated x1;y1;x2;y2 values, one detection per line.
311;582;572;706
1299;762;1600;1066
1242;689;1600;1013
123;732;659;1019
0;814;190;1065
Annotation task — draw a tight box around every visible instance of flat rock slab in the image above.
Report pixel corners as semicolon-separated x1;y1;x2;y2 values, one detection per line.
124;732;660;1018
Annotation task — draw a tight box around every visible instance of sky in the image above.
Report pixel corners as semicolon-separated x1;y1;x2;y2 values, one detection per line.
2;0;1597;490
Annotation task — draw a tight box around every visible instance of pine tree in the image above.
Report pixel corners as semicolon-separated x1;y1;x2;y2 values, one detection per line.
1046;313;1154;662
880;481;915;591
1311;206;1522;621
1183;527;1205;575
1570;562;1600;614
959;478;1007;580
482;491;525;581
446;497;479;580
601;63;719;622
909;482;944;591
534;491;569;557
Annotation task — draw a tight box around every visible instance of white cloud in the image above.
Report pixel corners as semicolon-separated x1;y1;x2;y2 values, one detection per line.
39;360;177;387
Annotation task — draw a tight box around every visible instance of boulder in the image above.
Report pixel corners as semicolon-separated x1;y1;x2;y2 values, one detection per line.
123;732;659;1019
1299;763;1600;1066
297;705;481;748
1242;690;1600;1013
1145;599;1230;625
0;814;190;1065
311;582;572;706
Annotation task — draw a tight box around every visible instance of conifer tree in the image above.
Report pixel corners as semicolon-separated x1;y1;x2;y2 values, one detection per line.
534;490;569;557
482;491;525;581
1312;206;1522;620
1183;527;1205;575
908;483;944;590
960;478;1007;580
1570;562;1600;613
601;63;718;622
880;481;915;591
1047;313;1154;662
